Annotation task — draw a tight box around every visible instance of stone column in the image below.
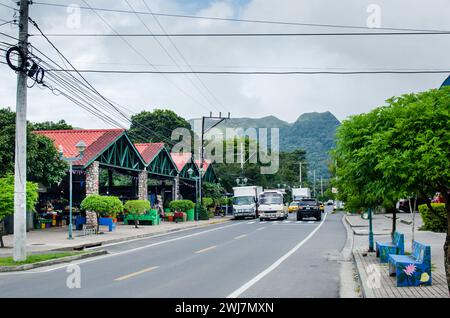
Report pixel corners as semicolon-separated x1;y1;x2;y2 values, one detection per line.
85;161;99;195
173;176;180;200
85;161;99;231
138;170;148;201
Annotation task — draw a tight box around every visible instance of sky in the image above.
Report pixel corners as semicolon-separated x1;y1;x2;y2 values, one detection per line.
0;0;449;128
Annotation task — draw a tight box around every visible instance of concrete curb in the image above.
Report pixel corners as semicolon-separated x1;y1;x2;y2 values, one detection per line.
339;215;361;298
352;251;375;298
52;218;232;252
0;250;108;272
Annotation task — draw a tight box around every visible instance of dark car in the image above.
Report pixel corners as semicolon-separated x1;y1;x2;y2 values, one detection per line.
297;198;321;221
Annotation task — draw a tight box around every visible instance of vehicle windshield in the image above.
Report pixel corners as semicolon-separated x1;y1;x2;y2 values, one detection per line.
259;194;283;205
233;196;254;205
299;200;317;206
289;202;299;207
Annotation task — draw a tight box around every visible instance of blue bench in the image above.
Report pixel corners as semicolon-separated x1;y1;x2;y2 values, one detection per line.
388;240;432;287
376;231;404;263
75;216;116;232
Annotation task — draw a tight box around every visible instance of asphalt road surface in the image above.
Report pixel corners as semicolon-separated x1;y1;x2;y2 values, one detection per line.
0;206;346;298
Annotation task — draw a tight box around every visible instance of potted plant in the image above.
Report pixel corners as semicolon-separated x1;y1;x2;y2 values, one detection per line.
123;200;150;228
80;195;123;233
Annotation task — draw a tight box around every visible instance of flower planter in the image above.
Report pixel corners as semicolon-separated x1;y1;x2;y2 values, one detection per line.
167;215;174;222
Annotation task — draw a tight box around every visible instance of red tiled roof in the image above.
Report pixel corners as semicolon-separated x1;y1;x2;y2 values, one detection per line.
134;143;165;164
34;129;125;166
170;152;192;171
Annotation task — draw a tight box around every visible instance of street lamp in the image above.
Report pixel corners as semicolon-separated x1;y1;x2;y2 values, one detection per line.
188;167;200;221
59;140;86;240
236;177;248;186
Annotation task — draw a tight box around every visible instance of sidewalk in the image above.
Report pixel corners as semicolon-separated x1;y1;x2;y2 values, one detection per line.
0;216;232;256
345;212;449;298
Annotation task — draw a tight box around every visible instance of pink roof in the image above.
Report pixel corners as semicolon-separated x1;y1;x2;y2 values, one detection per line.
195;159;212;175
134;143;165;164
34;129;125;166
170;152;192;171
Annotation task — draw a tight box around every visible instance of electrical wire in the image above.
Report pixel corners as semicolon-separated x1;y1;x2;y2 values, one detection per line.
32;1;450;33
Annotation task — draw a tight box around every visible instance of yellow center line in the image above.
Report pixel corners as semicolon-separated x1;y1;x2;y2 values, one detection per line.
114;266;159;281
195;245;217;254
234;234;247;240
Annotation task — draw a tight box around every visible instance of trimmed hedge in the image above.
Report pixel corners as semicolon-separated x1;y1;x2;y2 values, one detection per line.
418;203;447;233
80;195;123;217
169;200;195;212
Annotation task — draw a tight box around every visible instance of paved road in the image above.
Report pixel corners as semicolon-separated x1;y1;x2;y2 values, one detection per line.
0;207;346;298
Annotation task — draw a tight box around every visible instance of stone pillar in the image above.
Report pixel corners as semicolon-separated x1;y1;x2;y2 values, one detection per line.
138;170;148;201
85;161;99;195
85;161;100;232
173;176;180;200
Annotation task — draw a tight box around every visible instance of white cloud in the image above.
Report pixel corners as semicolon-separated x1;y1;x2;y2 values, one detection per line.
0;0;449;128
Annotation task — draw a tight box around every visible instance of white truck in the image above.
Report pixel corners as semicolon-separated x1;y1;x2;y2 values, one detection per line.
292;187;312;201
232;186;263;219
258;190;288;221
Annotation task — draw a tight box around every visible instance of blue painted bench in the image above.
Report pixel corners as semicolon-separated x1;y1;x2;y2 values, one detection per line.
75;216;116;232
388;240;432;287
376;231;404;263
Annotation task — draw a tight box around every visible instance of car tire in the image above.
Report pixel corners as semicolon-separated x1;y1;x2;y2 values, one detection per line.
316;214;322;221
297;215;303;221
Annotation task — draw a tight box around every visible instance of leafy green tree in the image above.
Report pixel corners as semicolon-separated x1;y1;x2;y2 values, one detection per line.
30;120;73;131
80;195;123;233
128;109;191;146
123;200;150;228
0;174;38;248
0;108;67;186
333;87;450;292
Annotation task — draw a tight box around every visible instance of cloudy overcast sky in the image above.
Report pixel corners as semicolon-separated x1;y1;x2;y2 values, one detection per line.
0;0;449;128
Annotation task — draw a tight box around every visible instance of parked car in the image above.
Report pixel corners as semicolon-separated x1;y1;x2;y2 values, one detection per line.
288;201;300;213
297;198;321;221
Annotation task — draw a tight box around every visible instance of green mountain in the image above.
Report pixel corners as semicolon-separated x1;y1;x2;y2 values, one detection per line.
189;111;340;179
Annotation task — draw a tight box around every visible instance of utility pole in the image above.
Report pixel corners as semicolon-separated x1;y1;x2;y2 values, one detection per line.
199;112;230;207
313;169;316;198
299;162;302;187
13;0;30;262
320;176;323;198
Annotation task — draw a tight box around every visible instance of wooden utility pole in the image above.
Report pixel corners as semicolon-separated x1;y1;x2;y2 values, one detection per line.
13;0;30;261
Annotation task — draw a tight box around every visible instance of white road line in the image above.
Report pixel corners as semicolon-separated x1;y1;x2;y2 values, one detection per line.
227;212;328;298
272;221;279;224
283;220;291;223
115;266;159;281
246;221;256;225
296;221;303;224
29;222;243;273
234;234;247;240
259;221;267;224
256;227;266;231
308;221;314;224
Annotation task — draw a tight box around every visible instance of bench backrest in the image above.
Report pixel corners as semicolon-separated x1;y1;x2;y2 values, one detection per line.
412;240;431;264
393;231;405;254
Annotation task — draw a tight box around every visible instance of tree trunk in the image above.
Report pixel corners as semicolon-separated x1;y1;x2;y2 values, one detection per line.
0;220;4;248
96;212;100;234
134;215;138;228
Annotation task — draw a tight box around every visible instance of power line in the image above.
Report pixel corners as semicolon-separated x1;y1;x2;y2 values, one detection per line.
29;31;450;37
142;0;226;113
80;0;213;113
0;2;18;11
45;69;450;75
32;1;450;33
123;0;221;113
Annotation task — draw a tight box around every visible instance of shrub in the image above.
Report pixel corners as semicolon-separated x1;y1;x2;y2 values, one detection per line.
0;174;38;248
123;200;150;228
169;200;195;212
81;195;123;233
418;203;447;233
199;206;209;220
202;197;214;209
208;211;215;219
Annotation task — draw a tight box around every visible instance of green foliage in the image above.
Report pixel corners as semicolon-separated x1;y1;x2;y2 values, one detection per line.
169;200;195;212
0;108;67;186
30;120;73;131
418;204;447;233
198;206;209;220
202;197;214;209
332;87;450;213
123;200;150;216
129;109;191;146
0;174;39;221
80;195;123;217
